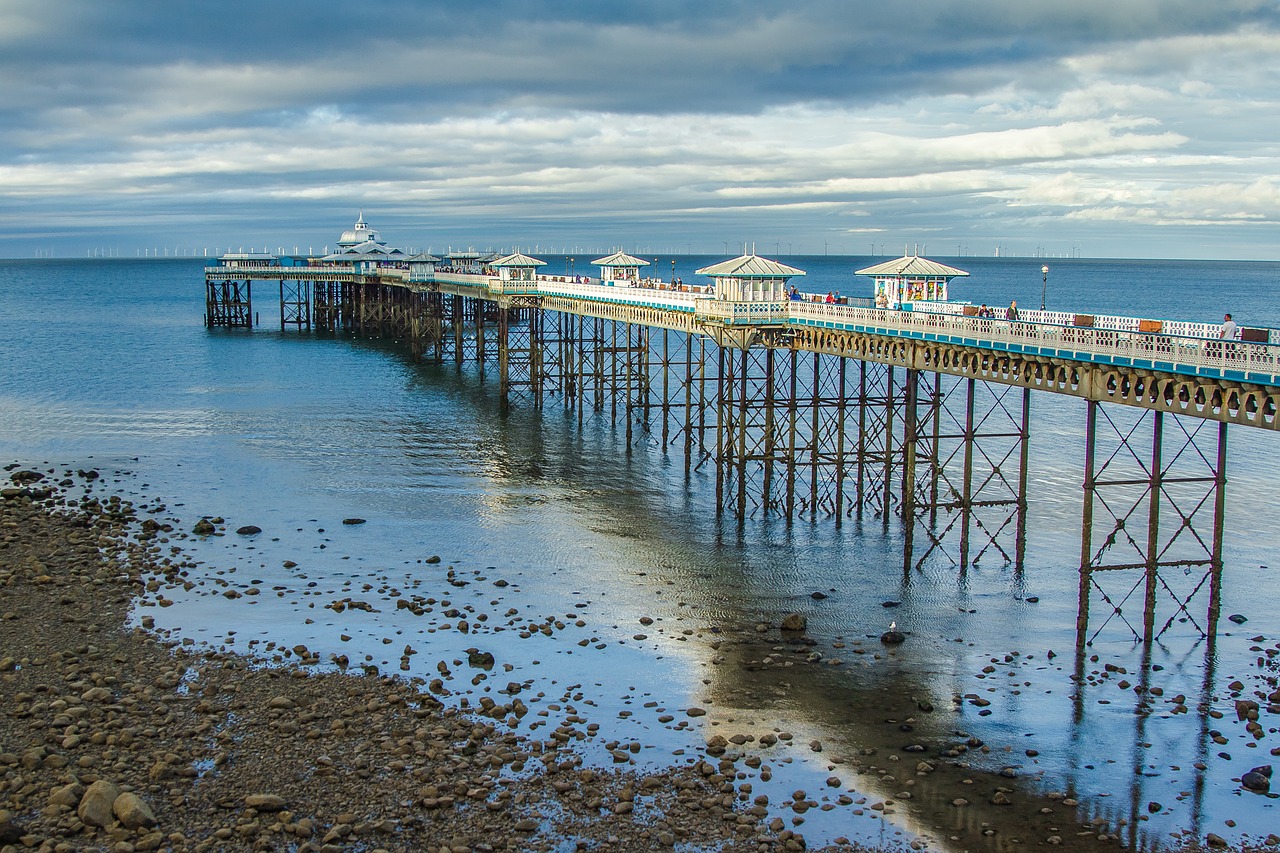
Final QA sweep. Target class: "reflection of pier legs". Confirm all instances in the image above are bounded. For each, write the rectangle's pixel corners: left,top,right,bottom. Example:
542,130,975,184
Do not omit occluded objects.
1077,402,1226,647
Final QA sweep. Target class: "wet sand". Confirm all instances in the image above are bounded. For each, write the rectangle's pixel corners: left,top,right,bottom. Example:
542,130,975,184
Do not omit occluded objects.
2,470,837,852
3,467,1278,852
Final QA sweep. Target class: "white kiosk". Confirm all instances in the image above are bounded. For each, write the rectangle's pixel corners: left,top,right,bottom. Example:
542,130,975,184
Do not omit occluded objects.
407,252,440,283
489,251,546,283
592,250,649,286
695,252,805,301
855,254,968,309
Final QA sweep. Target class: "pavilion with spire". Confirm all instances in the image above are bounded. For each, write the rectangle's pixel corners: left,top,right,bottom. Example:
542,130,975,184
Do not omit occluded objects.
318,213,409,271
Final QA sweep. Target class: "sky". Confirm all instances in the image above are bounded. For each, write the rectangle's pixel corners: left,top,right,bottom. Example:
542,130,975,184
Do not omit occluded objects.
2,0,1279,261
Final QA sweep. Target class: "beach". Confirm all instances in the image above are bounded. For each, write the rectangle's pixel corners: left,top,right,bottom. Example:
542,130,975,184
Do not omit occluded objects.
2,470,838,853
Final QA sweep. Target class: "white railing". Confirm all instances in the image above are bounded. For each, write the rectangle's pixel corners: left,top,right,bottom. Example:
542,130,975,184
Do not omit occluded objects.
788,303,1280,380
434,272,493,287
207,262,358,275
696,300,790,324
912,303,1227,341
537,280,701,311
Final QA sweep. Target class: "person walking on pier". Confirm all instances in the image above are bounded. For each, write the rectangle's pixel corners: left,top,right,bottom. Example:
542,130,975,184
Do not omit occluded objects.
1005,300,1018,321
1220,313,1238,339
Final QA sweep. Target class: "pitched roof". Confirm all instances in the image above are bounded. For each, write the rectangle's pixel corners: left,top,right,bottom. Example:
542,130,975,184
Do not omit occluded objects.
318,240,408,262
695,254,806,278
408,252,440,262
591,250,650,268
490,251,547,267
854,255,969,278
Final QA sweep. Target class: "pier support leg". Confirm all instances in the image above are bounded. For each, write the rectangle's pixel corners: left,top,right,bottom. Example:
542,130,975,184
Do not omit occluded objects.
498,306,511,413
903,374,1030,573
206,279,253,328
278,279,311,331
453,296,465,369
1077,402,1227,647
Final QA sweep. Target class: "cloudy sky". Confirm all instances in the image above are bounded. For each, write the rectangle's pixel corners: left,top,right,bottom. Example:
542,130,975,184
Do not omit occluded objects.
2,0,1279,260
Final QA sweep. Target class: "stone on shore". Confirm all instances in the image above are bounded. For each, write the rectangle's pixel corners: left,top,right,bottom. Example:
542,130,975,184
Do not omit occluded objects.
780,613,807,631
113,791,157,828
78,779,121,828
245,793,287,812
0,810,22,844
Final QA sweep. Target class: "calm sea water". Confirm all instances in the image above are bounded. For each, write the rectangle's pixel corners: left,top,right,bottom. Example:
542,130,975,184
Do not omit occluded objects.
2,255,1279,850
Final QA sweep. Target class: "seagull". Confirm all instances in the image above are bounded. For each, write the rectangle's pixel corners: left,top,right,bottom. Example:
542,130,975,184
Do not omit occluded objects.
881,620,906,645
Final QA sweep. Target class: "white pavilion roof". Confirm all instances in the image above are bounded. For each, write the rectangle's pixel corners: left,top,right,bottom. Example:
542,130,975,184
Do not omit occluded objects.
695,254,806,278
490,251,547,268
591,250,650,268
855,255,969,279
319,240,408,262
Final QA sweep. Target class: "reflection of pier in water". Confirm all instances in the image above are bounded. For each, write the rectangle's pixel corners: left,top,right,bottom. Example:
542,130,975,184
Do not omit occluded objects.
205,247,1279,847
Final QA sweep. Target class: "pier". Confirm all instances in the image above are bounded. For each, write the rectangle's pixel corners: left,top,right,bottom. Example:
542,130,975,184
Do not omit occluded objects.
204,223,1280,654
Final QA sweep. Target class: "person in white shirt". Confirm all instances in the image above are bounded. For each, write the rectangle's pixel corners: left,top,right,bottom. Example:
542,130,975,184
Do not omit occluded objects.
1220,313,1238,339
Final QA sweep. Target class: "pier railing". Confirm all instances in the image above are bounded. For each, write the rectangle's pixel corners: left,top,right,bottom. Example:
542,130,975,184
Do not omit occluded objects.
788,302,1280,383
911,302,1229,342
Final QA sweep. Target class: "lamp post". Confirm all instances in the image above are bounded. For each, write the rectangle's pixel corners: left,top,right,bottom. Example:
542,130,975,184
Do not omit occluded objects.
670,258,676,286
569,256,574,279
1041,265,1049,310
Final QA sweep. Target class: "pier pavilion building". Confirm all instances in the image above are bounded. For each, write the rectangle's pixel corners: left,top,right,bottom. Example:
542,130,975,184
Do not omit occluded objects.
490,251,546,284
856,254,969,309
592,250,650,286
695,252,805,301
319,213,409,272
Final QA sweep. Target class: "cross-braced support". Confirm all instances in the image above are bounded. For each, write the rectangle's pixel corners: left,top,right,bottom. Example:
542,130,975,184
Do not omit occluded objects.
903,376,1031,573
1077,402,1227,647
206,279,252,328
716,345,783,521
633,329,718,467
496,301,567,411
279,279,311,330
852,362,914,521
312,281,350,333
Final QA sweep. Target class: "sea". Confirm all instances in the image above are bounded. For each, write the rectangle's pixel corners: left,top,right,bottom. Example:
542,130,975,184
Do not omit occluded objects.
2,254,1279,851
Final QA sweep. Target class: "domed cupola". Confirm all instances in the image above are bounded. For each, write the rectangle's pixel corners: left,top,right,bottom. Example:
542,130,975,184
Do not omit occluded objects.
337,213,381,248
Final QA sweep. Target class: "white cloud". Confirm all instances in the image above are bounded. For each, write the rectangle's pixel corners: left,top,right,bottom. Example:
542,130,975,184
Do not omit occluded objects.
2,1,1280,257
